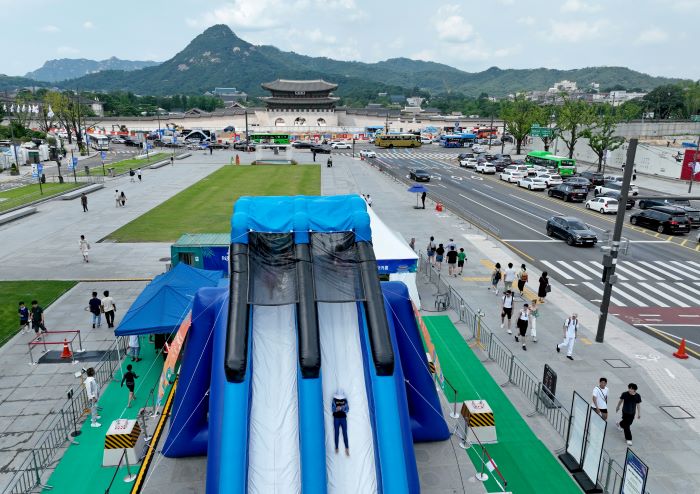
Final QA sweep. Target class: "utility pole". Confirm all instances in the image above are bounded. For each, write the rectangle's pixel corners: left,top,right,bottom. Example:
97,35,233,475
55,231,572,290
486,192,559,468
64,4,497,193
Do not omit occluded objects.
385,111,390,135
596,139,637,343
488,111,494,149
244,110,249,144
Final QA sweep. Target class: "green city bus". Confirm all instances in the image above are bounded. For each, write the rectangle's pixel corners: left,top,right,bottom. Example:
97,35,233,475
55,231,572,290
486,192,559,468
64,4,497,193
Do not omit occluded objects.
248,133,291,144
525,151,576,176
374,134,422,148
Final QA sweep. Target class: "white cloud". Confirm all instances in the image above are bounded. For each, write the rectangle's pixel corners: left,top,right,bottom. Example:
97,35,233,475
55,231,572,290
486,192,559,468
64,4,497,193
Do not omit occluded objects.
186,1,286,30
433,5,477,43
561,0,602,12
635,28,669,45
83,21,94,29
517,16,535,26
40,25,60,33
56,46,79,55
546,19,609,43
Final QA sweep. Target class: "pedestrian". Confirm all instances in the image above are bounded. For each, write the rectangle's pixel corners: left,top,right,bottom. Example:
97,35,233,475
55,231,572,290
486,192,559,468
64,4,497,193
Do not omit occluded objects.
209,146,213,155
427,236,437,267
435,243,445,271
332,391,350,456
115,189,121,208
121,364,139,408
89,291,102,328
312,150,317,162
515,303,529,350
30,300,47,338
556,313,578,360
500,290,515,333
446,238,456,252
85,367,101,428
592,377,609,421
615,383,642,446
409,237,416,252
120,191,127,207
457,248,466,275
129,334,141,362
446,245,458,277
170,155,174,166
129,168,135,182
366,194,372,207
516,263,528,297
79,235,90,263
18,301,30,334
421,191,427,209
137,168,142,182
503,262,516,292
327,156,333,167
529,299,539,342
538,271,550,304
490,263,502,294
80,192,88,212
102,290,116,329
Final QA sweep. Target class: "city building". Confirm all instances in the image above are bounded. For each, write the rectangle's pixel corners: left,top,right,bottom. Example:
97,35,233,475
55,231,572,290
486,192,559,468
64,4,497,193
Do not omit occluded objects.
211,87,248,104
258,79,340,127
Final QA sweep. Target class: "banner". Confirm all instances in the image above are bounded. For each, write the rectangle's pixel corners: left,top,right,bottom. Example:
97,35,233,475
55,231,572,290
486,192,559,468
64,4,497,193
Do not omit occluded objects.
413,302,444,391
566,392,590,465
157,313,192,406
679,148,700,180
620,449,649,494
582,410,607,483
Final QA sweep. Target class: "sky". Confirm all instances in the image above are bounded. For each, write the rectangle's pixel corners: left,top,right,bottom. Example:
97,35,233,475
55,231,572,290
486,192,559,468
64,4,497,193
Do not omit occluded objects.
1,0,699,80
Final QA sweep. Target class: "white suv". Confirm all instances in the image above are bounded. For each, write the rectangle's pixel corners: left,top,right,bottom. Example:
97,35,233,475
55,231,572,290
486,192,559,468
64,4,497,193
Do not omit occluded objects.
499,165,528,183
330,141,352,149
594,180,639,196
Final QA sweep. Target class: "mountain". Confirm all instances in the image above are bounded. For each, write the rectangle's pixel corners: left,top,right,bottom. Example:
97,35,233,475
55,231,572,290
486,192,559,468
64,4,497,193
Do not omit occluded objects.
49,25,684,97
0,75,50,91
25,57,159,83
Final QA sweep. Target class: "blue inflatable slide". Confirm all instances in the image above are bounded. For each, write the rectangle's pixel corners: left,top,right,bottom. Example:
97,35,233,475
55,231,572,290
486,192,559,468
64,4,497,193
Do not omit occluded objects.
163,195,449,493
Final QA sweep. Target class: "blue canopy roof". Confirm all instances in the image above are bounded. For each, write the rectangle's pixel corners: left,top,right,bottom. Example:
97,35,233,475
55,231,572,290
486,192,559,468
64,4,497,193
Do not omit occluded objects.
115,263,223,336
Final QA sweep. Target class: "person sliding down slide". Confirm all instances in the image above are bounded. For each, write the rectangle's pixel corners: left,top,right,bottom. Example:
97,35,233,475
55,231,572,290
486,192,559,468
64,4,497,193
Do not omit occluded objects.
332,392,350,456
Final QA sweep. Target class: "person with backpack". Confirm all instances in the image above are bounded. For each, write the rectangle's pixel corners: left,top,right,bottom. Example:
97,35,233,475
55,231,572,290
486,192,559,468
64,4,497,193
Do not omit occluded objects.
121,364,139,408
517,264,529,297
515,303,529,351
490,263,502,294
500,289,515,334
427,236,437,267
129,168,135,182
435,243,445,271
557,313,578,360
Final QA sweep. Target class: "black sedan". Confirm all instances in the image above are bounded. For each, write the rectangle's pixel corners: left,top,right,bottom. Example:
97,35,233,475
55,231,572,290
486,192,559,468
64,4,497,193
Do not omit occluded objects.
292,141,314,149
595,190,635,209
492,160,508,172
564,176,593,190
546,216,598,246
579,171,605,186
548,184,588,202
233,141,255,151
630,207,692,234
409,169,431,182
310,144,331,154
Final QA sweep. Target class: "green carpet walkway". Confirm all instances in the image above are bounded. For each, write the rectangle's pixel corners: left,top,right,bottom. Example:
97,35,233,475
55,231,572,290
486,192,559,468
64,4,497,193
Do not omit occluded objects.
46,340,173,494
424,315,581,494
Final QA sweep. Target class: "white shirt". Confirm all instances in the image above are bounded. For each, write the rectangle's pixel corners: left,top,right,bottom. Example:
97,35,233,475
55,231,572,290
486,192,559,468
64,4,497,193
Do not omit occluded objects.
502,294,514,309
593,386,608,409
85,376,99,400
79,239,89,252
102,296,115,312
129,335,139,348
446,241,456,251
565,318,578,337
504,268,516,282
518,309,529,321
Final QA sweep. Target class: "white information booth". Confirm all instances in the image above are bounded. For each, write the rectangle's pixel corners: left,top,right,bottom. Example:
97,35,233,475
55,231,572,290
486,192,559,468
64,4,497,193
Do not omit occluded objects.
103,419,146,467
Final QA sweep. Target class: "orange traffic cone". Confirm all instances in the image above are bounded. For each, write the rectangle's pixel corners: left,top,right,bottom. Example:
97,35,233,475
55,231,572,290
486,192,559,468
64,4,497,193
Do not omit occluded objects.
673,339,689,360
60,339,73,359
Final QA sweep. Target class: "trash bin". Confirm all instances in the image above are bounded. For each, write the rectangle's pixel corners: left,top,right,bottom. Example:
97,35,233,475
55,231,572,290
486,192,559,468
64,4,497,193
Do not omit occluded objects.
84,166,90,176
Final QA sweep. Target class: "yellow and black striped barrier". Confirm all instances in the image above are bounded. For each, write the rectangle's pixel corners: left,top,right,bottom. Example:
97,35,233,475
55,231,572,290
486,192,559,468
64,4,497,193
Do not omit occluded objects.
104,421,142,449
467,411,495,427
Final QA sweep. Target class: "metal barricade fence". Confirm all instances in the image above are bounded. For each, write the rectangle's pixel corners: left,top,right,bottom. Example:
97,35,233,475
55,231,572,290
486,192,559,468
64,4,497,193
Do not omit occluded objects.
1,337,128,494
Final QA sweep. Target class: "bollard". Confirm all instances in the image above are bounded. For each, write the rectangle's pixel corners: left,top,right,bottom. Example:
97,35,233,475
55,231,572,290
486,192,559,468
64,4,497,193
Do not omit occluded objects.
123,449,137,483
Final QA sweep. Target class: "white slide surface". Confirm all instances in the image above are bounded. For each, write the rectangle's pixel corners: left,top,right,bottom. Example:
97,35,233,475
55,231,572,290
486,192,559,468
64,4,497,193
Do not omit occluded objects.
318,302,377,494
248,305,301,494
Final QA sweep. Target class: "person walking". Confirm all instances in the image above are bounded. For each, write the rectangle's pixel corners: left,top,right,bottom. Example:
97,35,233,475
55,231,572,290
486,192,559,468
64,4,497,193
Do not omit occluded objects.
529,300,539,342
421,191,427,209
557,313,578,360
592,377,609,421
503,263,516,292
30,300,47,338
500,290,515,334
79,235,90,263
115,189,121,208
490,263,502,294
332,392,350,456
120,191,127,207
327,156,333,167
129,168,135,182
616,384,641,446
538,271,550,304
427,236,437,267
121,364,139,408
457,248,466,275
137,168,142,182
209,146,213,155
435,243,445,271
515,303,529,350
366,194,372,207
102,290,116,329
312,150,317,162
18,301,30,334
516,264,529,298
170,155,174,166
446,245,458,277
129,334,141,362
446,238,457,252
89,291,102,328
80,192,88,212
85,367,101,428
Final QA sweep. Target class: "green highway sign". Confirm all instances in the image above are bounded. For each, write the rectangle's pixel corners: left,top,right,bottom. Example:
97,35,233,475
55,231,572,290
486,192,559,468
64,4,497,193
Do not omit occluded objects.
691,115,700,122
530,125,555,138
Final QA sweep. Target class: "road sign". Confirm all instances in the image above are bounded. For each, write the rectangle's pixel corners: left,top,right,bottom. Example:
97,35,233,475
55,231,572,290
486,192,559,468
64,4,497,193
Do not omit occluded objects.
37,164,43,175
31,164,38,178
69,156,78,170
531,125,555,138
691,115,700,122
101,151,107,160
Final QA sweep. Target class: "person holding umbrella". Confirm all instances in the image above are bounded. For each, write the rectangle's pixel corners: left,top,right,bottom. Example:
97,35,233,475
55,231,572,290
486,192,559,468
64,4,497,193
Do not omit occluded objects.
421,191,427,209
407,184,429,209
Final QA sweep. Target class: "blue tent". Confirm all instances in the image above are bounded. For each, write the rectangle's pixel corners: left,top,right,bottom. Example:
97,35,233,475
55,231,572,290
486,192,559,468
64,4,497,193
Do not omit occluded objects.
115,263,223,336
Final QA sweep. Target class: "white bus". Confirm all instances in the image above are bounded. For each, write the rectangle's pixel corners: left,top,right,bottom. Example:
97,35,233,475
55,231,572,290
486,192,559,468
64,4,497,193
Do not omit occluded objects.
89,134,110,151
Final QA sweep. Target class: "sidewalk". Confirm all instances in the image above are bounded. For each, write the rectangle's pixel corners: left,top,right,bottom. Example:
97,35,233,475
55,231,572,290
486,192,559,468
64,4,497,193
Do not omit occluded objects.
323,153,700,493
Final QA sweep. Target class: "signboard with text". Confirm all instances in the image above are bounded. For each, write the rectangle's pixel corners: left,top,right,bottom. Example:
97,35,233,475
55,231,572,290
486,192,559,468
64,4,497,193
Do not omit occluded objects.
531,125,555,138
620,449,649,494
680,148,700,181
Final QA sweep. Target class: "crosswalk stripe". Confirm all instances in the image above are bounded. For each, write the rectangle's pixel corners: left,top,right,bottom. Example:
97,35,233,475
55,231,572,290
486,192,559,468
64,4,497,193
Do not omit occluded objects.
614,263,647,280
683,283,700,297
541,261,574,280
669,260,700,277
686,261,700,269
637,262,671,280
583,282,627,306
572,261,604,279
639,283,690,307
615,284,658,306
621,283,670,307
556,261,592,280
660,262,694,279
656,283,700,305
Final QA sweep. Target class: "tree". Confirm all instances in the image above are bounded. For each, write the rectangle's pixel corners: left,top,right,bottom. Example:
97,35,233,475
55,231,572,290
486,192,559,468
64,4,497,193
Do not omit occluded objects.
500,97,540,155
641,84,685,119
582,105,625,171
534,105,559,152
44,91,73,143
557,98,595,159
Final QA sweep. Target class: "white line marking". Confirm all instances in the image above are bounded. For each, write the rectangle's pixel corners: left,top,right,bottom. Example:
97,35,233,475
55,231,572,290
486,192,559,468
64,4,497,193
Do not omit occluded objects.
638,283,690,307
620,285,669,307
541,260,574,280
665,368,676,379
669,260,700,277
472,189,549,221
557,261,592,280
659,262,695,279
678,282,700,298
573,260,605,279
614,263,647,281
611,285,651,306
482,184,494,189
656,283,700,305
687,261,700,269
635,323,700,327
637,261,672,280
583,281,627,306
501,239,560,242
679,314,700,318
639,313,662,316
457,193,550,238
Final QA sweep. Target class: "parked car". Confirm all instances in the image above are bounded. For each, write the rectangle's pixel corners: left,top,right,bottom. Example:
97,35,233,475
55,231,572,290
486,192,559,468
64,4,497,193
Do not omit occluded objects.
330,141,352,149
460,158,478,168
546,216,598,246
594,180,639,197
476,162,496,174
359,150,377,158
548,183,588,202
595,190,635,209
499,164,529,183
110,136,125,144
123,138,140,147
310,144,331,154
518,176,547,190
420,137,432,144
501,154,512,164
673,205,700,228
233,141,255,151
630,206,692,234
292,141,314,149
484,154,497,162
586,197,619,214
457,153,475,161
638,197,689,209
472,144,486,153
535,172,563,187
492,160,508,172
409,169,431,182
564,176,593,190
579,171,605,186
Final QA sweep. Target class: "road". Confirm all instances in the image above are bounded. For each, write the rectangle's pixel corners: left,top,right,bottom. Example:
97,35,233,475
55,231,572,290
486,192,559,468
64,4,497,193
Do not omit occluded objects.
342,143,700,356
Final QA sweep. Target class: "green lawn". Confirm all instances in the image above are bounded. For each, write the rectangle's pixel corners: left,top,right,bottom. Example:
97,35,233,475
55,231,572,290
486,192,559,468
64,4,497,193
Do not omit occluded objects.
77,152,170,177
107,165,321,242
0,182,82,212
0,281,77,346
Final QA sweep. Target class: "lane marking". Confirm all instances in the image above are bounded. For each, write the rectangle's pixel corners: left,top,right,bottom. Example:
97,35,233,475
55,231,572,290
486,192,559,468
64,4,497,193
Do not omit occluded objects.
613,263,647,281
639,313,662,316
639,325,700,358
638,282,690,308
559,262,593,280
500,239,559,242
656,283,700,305
669,260,700,277
611,284,650,306
572,260,610,279
458,193,550,238
582,281,627,306
471,189,550,222
665,368,676,379
619,284,669,307
679,314,700,318
541,260,575,280
658,262,695,279
636,261,669,281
